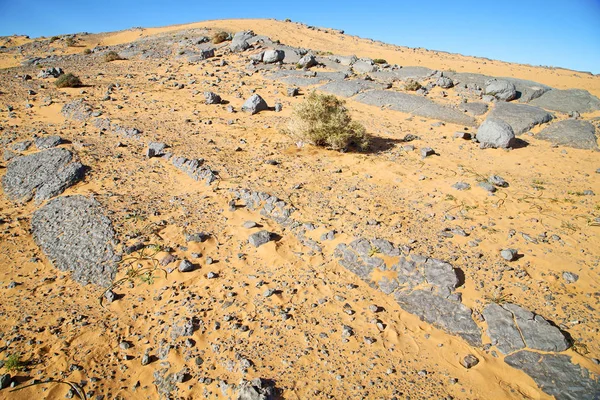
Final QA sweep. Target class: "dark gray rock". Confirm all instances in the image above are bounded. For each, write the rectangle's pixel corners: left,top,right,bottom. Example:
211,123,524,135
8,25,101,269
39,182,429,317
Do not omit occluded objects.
488,102,553,134
146,142,167,158
437,76,454,89
0,374,11,389
287,87,299,97
354,90,476,126
318,80,387,97
476,118,516,149
505,351,600,400
1,148,85,203
329,54,358,66
489,175,508,187
61,99,92,121
31,195,118,287
503,303,570,352
530,89,600,113
395,290,481,346
242,94,269,115
34,135,62,149
37,67,63,78
230,31,255,52
483,303,526,354
11,140,32,152
178,259,194,272
536,120,597,149
484,79,517,101
249,230,272,247
263,49,285,64
204,91,222,105
460,102,488,116
236,378,277,400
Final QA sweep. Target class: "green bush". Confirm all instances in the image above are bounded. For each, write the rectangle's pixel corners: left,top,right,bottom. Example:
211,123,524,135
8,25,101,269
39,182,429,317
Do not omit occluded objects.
104,51,122,62
4,353,23,372
211,31,229,44
49,36,60,43
373,58,387,64
286,92,369,151
404,79,422,91
65,37,76,47
55,73,82,88
83,48,92,55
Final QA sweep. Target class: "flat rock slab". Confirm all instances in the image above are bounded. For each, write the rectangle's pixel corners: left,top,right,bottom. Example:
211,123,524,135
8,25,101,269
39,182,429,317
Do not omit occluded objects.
447,72,551,102
459,102,489,116
505,351,600,400
280,76,330,87
536,119,598,149
31,195,119,287
318,80,387,97
1,148,85,203
395,290,482,346
354,90,476,126
488,102,553,134
61,99,93,121
530,89,600,113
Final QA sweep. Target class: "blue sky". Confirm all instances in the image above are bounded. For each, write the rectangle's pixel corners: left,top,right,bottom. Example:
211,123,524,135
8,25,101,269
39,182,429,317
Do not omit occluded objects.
1,0,599,73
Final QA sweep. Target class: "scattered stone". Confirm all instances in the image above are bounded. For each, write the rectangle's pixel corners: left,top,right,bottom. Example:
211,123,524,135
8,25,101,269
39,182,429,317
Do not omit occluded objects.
242,94,269,115
420,147,435,158
230,31,255,52
562,271,579,284
178,260,194,272
452,182,470,191
436,76,454,89
297,54,317,68
500,248,517,261
460,354,479,369
31,195,118,287
484,79,517,101
478,181,496,193
274,102,283,112
146,142,167,158
488,175,508,187
0,374,11,389
204,91,222,105
248,230,272,247
287,87,299,97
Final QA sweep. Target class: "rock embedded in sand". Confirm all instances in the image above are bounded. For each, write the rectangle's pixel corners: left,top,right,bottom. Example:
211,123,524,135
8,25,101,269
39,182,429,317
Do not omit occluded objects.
1,147,85,203
262,49,284,63
178,259,194,272
34,135,62,149
476,117,516,149
297,53,317,68
248,230,272,247
230,30,255,52
460,354,479,369
500,248,518,261
536,119,598,149
484,79,517,101
31,195,119,287
204,91,222,105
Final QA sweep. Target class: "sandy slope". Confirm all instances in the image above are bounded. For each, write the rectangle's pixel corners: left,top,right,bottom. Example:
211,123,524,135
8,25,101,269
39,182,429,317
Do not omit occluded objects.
0,19,599,400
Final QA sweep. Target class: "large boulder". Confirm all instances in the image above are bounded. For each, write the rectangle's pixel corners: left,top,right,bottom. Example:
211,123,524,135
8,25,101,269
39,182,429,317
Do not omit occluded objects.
242,94,269,115
31,195,119,287
230,31,255,52
352,60,377,74
530,88,600,113
488,102,553,134
262,49,284,64
1,148,85,203
476,118,516,149
297,54,317,68
484,79,518,101
536,119,598,149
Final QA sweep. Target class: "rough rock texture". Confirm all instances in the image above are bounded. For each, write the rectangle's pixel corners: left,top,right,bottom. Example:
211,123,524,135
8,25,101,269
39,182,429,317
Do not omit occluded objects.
171,156,217,184
536,120,598,149
242,94,269,115
1,148,85,203
484,79,518,101
395,290,482,346
530,89,600,113
34,135,62,149
230,31,255,52
297,54,317,68
460,102,488,116
61,99,92,121
318,80,387,97
236,378,278,400
31,195,119,287
437,76,454,89
354,90,476,126
476,118,516,148
488,102,553,134
505,351,600,400
248,230,272,247
352,60,377,74
483,303,569,353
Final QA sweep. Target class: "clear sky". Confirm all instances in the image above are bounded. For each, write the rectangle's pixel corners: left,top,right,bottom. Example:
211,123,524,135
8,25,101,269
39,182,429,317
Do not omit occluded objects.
1,0,599,73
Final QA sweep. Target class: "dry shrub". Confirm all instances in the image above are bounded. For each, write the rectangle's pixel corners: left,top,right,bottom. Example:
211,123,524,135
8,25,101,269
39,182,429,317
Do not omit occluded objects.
55,73,82,88
104,51,122,62
211,31,229,44
287,91,369,151
404,79,422,91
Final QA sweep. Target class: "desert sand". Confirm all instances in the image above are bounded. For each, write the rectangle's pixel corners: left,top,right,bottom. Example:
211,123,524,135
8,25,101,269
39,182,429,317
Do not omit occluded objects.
0,18,599,400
